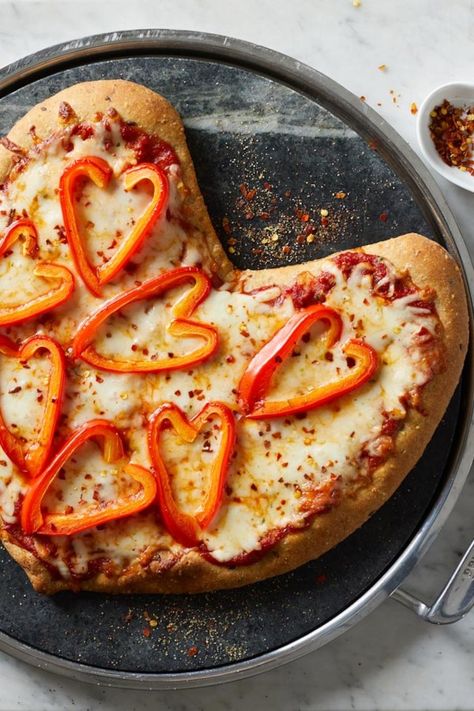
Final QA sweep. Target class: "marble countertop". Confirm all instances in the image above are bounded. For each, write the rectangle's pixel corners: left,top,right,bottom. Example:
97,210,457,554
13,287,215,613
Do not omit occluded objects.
0,0,473,709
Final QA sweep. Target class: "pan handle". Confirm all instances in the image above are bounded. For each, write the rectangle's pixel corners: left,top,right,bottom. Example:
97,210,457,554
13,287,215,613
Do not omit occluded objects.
391,538,474,624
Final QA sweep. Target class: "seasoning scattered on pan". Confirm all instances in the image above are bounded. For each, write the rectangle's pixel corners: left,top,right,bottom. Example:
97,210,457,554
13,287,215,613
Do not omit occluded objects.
222,178,356,267
429,99,474,176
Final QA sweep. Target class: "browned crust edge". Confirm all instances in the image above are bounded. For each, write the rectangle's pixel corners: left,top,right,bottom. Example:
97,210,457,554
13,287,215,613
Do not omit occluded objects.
0,81,469,595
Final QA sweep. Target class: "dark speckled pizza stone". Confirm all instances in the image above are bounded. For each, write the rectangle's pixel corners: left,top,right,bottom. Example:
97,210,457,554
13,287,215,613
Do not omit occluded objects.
0,55,461,674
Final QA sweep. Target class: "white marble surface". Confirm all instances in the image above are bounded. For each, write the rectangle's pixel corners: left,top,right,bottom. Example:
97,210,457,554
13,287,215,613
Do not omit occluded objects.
0,0,473,708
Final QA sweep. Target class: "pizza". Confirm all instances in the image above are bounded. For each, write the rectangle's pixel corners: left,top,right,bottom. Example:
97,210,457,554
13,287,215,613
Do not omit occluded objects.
0,80,468,594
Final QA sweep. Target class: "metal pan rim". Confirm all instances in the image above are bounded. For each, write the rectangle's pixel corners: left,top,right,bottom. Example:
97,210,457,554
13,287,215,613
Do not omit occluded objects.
0,29,473,689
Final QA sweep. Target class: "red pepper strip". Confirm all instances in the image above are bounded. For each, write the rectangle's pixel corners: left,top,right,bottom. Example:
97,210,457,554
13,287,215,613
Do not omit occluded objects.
0,262,74,327
0,218,38,258
59,157,169,296
148,402,236,547
239,305,342,415
238,304,378,419
0,220,74,326
0,335,66,476
21,419,157,536
71,266,218,373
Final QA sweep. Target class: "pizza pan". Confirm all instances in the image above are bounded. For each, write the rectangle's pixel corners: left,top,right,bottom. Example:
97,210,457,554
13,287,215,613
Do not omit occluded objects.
0,30,472,689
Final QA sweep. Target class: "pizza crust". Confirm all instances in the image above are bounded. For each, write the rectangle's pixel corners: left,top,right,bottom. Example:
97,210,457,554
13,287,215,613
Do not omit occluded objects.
0,81,469,594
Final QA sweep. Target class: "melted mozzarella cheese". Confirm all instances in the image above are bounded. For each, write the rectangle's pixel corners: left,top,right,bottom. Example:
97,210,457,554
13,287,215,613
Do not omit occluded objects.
0,355,50,443
63,366,143,430
0,470,25,523
0,118,443,574
0,242,55,303
42,440,141,512
159,416,224,514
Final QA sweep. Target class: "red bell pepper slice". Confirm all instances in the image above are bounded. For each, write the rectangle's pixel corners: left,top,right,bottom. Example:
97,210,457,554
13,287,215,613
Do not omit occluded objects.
148,401,236,547
21,419,157,535
0,217,38,258
238,304,378,419
59,156,169,296
71,266,218,373
0,219,74,326
0,335,66,476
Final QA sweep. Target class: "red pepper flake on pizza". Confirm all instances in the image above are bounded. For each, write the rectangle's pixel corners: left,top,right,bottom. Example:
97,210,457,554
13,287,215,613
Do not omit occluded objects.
0,81,468,594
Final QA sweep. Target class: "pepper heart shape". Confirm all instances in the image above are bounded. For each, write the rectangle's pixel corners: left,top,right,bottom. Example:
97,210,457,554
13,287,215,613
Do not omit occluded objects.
148,401,236,547
71,266,219,373
0,219,75,326
238,304,378,419
21,419,157,535
0,334,66,476
59,156,169,296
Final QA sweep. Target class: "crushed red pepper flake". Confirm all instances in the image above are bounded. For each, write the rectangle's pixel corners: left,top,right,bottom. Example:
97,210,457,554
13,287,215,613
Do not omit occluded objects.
379,211,389,223
239,183,249,198
239,183,257,202
187,645,199,657
0,137,26,156
429,99,474,176
222,216,232,235
123,607,135,624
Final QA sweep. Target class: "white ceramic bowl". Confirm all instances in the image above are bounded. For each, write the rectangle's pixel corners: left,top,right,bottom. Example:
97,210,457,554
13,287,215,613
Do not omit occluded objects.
417,82,474,192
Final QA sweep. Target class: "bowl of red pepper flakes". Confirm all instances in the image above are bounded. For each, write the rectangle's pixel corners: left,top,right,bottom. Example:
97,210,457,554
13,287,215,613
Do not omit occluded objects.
417,82,474,192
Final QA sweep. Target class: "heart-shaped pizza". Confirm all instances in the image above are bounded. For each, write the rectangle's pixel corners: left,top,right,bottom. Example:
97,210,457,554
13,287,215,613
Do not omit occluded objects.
0,80,467,594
